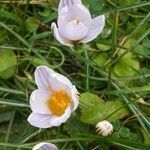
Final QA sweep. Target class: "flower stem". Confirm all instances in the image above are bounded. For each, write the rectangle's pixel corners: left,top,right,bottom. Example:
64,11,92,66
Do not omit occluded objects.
85,50,90,91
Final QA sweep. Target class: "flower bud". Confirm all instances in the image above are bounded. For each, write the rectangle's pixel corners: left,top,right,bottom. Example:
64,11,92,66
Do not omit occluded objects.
96,120,113,136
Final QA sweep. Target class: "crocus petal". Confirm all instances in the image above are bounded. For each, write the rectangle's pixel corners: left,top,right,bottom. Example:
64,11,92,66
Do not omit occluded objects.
48,71,79,111
49,106,72,126
32,142,57,150
81,15,105,43
35,65,54,90
35,66,80,109
30,89,51,114
42,66,79,111
35,66,73,91
58,0,82,13
58,4,91,29
28,113,52,128
35,65,72,90
51,23,72,46
59,20,88,41
71,85,79,111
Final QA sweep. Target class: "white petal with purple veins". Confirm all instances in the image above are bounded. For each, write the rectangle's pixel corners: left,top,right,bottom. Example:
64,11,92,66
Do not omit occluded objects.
61,4,91,28
51,23,71,46
58,0,82,12
49,106,72,126
28,113,52,128
30,89,51,114
71,85,79,111
81,15,105,43
36,66,72,90
59,20,89,41
34,65,54,90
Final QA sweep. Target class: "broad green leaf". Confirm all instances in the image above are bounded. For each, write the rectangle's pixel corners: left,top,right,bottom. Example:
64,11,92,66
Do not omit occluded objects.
93,52,109,68
0,50,17,79
80,92,129,125
114,52,139,77
25,17,39,33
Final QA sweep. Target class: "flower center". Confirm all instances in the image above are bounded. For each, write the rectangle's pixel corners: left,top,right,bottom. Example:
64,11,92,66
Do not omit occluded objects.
75,19,80,25
47,90,71,116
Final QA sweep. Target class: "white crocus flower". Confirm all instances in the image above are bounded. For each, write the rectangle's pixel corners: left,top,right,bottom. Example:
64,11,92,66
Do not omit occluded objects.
51,0,105,46
27,66,79,128
32,142,57,150
96,120,113,136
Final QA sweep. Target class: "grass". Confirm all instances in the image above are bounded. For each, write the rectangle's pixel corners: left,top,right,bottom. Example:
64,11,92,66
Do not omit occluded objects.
0,0,150,149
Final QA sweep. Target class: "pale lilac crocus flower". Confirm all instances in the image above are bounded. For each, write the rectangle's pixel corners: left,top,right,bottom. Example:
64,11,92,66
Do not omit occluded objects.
32,142,57,150
27,66,79,128
51,0,105,46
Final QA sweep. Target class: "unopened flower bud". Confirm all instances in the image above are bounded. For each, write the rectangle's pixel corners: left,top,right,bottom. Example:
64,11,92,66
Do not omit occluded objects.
96,120,113,136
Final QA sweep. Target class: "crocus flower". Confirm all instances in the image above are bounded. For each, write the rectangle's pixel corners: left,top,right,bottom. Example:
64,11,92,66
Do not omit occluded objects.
96,120,113,136
32,142,57,150
27,66,79,128
51,0,105,46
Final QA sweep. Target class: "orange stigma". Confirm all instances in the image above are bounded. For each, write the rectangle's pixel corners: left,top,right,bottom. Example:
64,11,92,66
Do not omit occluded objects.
47,90,71,116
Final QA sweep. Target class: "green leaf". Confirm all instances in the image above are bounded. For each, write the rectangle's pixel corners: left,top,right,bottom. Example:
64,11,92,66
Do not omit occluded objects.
80,92,129,125
133,44,150,58
114,53,140,77
119,127,131,138
25,17,39,33
97,43,111,51
0,50,17,79
113,120,122,131
83,0,104,14
93,52,109,68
